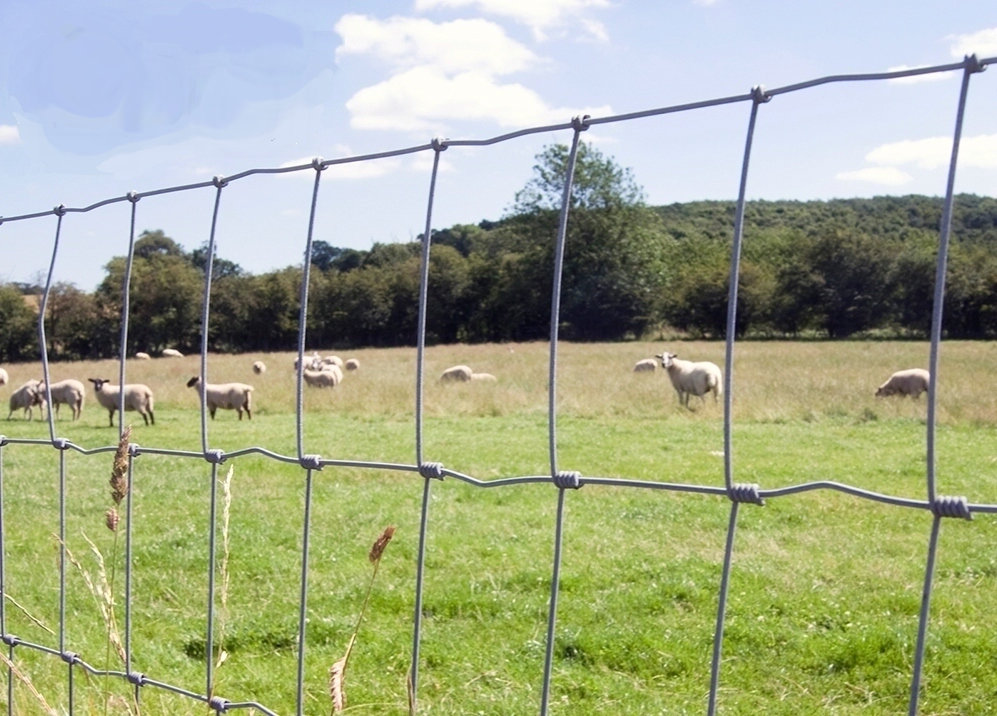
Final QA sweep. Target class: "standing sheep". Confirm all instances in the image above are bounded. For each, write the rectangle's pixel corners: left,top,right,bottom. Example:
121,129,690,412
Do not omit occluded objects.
876,368,930,398
656,352,723,408
88,378,155,426
252,360,267,375
8,379,45,420
344,358,360,371
440,365,473,383
302,366,342,388
0,367,8,386
633,358,657,373
186,376,253,420
39,379,86,421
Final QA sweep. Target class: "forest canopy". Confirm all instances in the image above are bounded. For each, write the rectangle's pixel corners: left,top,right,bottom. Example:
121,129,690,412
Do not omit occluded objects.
3,143,997,362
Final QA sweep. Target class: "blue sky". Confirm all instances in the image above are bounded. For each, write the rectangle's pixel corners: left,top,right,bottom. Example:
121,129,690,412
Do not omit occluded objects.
1,0,996,291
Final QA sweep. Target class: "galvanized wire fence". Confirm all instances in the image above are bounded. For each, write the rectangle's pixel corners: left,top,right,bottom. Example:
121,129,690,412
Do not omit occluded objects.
1,54,996,714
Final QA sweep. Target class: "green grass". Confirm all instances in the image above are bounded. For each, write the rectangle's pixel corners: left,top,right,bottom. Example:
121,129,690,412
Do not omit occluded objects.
0,341,996,714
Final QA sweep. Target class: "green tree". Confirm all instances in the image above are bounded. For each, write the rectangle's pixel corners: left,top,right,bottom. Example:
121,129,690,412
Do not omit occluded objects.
506,142,670,341
0,285,39,362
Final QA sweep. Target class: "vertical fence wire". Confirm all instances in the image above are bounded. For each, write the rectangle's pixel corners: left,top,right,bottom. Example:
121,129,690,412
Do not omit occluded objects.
410,137,447,708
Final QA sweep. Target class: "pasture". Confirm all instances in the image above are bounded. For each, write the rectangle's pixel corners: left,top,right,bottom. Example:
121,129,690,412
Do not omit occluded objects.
1,340,996,714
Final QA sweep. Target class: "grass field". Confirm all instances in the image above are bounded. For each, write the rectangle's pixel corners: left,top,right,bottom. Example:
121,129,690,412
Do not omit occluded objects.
1,340,996,715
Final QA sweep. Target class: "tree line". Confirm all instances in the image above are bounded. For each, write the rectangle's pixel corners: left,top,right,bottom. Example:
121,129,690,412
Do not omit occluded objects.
2,143,997,363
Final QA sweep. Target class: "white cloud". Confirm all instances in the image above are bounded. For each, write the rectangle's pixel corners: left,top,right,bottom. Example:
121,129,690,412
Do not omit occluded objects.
414,0,610,41
345,66,610,133
836,167,912,186
279,154,403,179
948,27,997,58
335,14,539,74
0,125,20,145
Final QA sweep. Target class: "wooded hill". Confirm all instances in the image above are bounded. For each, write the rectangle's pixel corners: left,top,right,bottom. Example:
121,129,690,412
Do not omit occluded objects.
2,193,996,363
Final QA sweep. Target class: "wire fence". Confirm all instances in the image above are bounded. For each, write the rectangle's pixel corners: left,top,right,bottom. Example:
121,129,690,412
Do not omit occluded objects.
1,54,996,714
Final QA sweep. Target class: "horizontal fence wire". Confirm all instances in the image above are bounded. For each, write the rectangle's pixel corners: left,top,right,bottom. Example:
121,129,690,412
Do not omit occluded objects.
0,54,995,714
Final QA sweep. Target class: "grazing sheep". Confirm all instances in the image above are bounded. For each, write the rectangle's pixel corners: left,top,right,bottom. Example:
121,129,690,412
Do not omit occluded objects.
656,352,723,408
8,379,45,420
186,376,253,420
470,372,497,382
876,368,930,398
38,379,86,421
302,366,342,388
633,358,657,373
345,358,360,371
294,352,325,371
0,367,8,386
88,378,155,427
323,355,344,369
162,348,183,358
252,360,267,375
440,365,473,383
135,352,151,360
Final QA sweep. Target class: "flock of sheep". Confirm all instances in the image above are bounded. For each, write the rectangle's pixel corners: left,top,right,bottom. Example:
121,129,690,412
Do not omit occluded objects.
0,348,930,424
1,350,364,425
635,352,930,408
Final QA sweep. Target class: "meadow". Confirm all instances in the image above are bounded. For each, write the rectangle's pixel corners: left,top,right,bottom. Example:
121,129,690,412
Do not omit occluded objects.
1,340,997,715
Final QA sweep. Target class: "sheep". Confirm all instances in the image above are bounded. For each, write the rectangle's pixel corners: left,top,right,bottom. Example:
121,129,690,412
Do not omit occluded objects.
252,360,267,375
0,367,8,386
323,355,344,369
470,372,497,382
38,379,85,421
162,348,183,358
302,366,342,388
8,379,45,420
440,365,473,383
633,358,657,373
186,376,253,420
345,358,360,371
88,378,155,427
134,352,151,360
656,352,723,408
294,352,325,371
876,368,930,398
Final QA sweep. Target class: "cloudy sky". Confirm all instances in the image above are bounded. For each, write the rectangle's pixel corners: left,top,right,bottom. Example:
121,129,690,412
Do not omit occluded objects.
1,0,996,290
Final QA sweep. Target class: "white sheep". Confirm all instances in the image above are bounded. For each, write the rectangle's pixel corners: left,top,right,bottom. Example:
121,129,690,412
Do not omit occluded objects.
323,355,344,369
252,360,267,375
440,365,473,382
345,358,360,371
38,379,86,421
633,358,657,373
134,352,151,360
186,376,253,420
876,368,930,398
8,379,45,421
656,352,723,408
162,348,183,358
0,367,8,386
88,378,155,427
470,372,497,382
294,352,325,371
302,366,342,388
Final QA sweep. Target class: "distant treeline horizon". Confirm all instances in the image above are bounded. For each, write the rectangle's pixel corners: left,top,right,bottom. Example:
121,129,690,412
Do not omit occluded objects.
2,191,996,363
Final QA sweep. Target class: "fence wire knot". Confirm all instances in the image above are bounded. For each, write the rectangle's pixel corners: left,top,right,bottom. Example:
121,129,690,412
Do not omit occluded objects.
964,53,985,74
204,449,226,465
432,136,449,152
554,470,582,490
571,114,591,132
0,435,8,447
931,495,972,520
60,651,79,665
127,191,140,203
128,442,141,458
127,671,146,686
1,634,19,647
51,438,69,451
212,175,229,188
209,696,230,712
311,156,325,172
300,454,323,471
728,483,764,505
419,462,445,480
752,85,772,104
